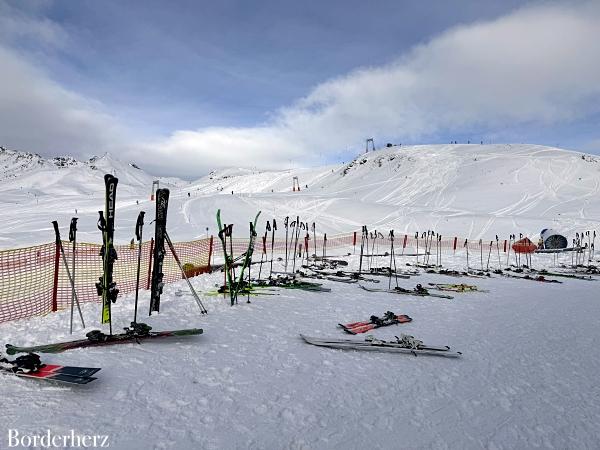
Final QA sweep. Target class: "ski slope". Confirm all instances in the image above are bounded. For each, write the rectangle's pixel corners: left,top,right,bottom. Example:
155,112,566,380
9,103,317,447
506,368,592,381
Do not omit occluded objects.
0,144,598,249
0,143,599,449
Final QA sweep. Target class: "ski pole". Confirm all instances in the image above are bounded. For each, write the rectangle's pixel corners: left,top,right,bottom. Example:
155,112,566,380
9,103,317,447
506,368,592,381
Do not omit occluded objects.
370,231,376,270
68,217,79,334
425,230,432,265
258,221,269,282
517,233,523,268
133,211,145,324
165,231,208,314
496,235,501,270
284,216,290,272
486,241,492,272
312,222,317,258
304,231,310,266
358,226,367,274
292,218,302,273
415,232,419,264
52,221,85,332
464,239,469,273
479,239,483,271
269,219,276,278
388,230,398,289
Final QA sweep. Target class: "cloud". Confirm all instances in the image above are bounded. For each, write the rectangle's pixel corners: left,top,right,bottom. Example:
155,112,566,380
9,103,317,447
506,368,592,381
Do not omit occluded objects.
144,1,600,175
1,1,599,177
0,43,127,155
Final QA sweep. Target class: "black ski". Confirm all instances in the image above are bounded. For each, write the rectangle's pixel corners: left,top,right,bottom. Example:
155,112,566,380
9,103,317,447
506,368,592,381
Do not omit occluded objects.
149,188,169,314
95,174,119,333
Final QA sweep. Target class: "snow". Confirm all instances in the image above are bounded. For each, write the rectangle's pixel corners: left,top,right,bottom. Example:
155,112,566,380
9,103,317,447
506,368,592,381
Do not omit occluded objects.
0,144,599,449
1,144,599,248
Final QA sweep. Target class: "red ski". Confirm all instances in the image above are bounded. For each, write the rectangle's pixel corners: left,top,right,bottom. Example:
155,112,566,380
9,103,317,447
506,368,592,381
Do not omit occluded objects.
339,312,412,334
1,354,100,385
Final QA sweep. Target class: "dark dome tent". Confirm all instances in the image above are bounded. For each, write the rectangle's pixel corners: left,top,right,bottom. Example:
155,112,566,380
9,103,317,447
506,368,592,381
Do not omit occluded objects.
540,229,568,249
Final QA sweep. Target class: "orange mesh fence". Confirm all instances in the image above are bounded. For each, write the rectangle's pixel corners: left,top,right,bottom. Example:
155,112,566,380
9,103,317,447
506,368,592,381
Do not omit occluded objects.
1,237,213,324
0,243,57,323
0,229,525,324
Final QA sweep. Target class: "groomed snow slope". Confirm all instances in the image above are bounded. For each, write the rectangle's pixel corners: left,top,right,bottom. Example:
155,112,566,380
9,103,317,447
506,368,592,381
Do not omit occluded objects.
1,144,598,249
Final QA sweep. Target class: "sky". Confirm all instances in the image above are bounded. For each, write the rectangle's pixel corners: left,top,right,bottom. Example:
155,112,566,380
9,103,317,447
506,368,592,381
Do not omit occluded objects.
0,0,599,178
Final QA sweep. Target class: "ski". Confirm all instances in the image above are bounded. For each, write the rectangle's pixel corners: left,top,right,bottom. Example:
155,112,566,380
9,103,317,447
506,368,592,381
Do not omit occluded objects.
301,334,462,357
149,188,169,314
299,271,358,284
522,269,593,281
96,174,119,332
427,283,488,293
304,269,382,283
496,272,562,283
231,211,261,304
422,268,490,279
338,311,412,334
0,354,100,385
6,327,202,355
256,278,331,292
359,284,454,299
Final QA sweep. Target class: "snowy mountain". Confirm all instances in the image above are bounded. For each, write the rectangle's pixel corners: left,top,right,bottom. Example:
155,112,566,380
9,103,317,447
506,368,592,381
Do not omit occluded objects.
0,143,598,248
184,143,600,239
0,147,186,194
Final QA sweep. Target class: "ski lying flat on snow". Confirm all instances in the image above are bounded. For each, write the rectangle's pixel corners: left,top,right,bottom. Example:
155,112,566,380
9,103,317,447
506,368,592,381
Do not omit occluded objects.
0,364,100,385
427,283,489,293
497,272,562,283
359,285,454,299
338,312,412,334
5,328,203,355
300,335,462,357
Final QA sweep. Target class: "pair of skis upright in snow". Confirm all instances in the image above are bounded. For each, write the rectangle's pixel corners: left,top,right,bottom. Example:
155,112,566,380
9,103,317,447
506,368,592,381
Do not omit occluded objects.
216,209,261,305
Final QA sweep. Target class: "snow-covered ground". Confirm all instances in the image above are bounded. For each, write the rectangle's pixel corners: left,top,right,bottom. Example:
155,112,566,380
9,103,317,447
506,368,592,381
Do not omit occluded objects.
0,144,599,449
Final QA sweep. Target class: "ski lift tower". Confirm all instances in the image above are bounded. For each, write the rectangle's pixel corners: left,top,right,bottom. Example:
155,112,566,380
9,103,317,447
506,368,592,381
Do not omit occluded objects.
151,180,160,201
292,176,300,192
365,138,375,153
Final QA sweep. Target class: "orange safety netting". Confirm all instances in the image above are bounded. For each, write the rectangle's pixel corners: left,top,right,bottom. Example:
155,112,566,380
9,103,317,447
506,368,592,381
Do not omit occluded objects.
1,230,516,323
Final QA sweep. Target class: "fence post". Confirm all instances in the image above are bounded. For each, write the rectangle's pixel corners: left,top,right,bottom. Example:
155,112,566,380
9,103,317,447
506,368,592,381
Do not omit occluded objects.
453,237,458,253
207,236,214,272
353,231,357,253
503,239,507,252
146,238,154,290
51,241,60,312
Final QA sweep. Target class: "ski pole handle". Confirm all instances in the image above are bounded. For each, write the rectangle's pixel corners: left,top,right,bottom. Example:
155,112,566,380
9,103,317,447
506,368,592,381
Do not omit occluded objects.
69,217,78,242
51,220,61,244
135,211,145,241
